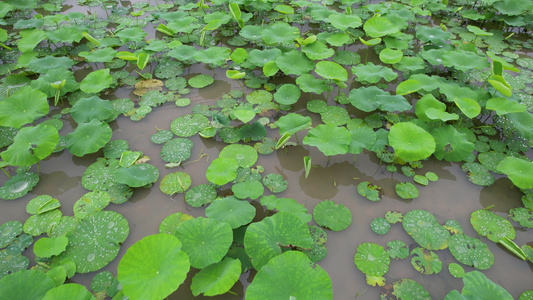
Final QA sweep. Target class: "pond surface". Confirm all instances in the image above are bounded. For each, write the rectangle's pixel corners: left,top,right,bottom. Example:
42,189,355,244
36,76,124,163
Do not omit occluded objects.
1,0,533,298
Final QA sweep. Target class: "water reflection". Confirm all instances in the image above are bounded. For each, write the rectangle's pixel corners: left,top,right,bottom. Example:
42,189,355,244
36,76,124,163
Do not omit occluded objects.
479,177,524,212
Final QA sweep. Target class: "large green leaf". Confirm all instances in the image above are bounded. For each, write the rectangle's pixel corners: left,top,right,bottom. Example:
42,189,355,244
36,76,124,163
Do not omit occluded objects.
0,270,55,299
160,138,193,163
42,283,95,300
381,279,431,299
470,209,515,242
80,69,113,94
315,61,347,82
175,217,233,269
497,157,533,189
205,196,256,228
431,125,474,162
0,86,48,128
444,271,513,300
329,13,362,31
191,257,241,296
313,200,352,231
244,212,313,270
352,63,398,84
193,47,231,67
363,16,399,38
114,163,159,188
448,233,494,270
246,251,332,300
117,234,189,300
261,22,300,45
206,157,238,185
275,113,312,136
54,211,129,273
1,123,58,166
353,242,390,276
70,96,114,123
402,210,450,250
303,124,351,157
388,122,435,162
273,84,301,105
66,120,112,157
170,114,210,137
275,50,314,76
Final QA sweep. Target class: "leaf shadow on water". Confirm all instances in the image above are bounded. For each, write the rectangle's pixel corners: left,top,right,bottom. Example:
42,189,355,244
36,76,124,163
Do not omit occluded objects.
479,177,524,213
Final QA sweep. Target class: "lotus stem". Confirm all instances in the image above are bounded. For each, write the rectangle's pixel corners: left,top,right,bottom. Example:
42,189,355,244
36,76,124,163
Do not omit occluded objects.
1,167,11,178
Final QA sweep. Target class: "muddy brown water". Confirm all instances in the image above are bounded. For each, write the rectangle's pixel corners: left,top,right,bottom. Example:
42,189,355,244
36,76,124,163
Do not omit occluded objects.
1,1,533,299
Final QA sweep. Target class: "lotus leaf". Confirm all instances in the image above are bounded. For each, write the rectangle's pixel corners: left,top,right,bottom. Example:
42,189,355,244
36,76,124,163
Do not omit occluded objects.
402,210,450,250
385,211,403,224
389,122,435,162
115,27,146,43
239,25,262,40
371,217,390,235
313,200,352,231
232,180,264,200
301,41,334,60
262,173,288,193
470,209,515,242
42,283,95,300
0,270,55,299
219,144,258,168
314,61,348,82
18,29,47,53
363,15,399,38
386,240,409,260
452,98,481,119
118,151,142,168
66,120,112,157
444,271,512,299
27,56,75,73
348,86,388,112
154,59,184,79
461,162,495,186
175,217,232,269
80,69,113,94
0,221,22,248
73,191,110,219
396,79,423,96
70,96,114,124
379,48,403,64
160,138,193,163
0,249,29,279
357,181,383,202
328,13,362,31
307,99,328,113
188,74,214,89
0,86,48,128
448,263,466,278
114,163,159,188
352,62,398,84
486,97,527,115
411,247,442,275
54,210,128,273
448,232,495,270
320,106,350,126
354,242,390,276
206,196,256,228
244,211,313,270
509,208,533,228
2,123,58,167
443,220,464,234
159,213,194,235
0,171,40,200
414,175,429,186
182,184,216,207
395,182,419,199
375,94,412,112
117,234,189,300
193,47,231,67
82,158,121,191
442,50,489,72
496,157,533,189
431,125,474,162
273,84,301,106
232,108,256,123
275,113,312,136
261,22,300,45
295,74,329,94
380,279,430,300
160,172,191,195
191,257,241,297
303,124,351,157
79,47,117,63
275,50,314,76
246,90,273,105
33,236,68,258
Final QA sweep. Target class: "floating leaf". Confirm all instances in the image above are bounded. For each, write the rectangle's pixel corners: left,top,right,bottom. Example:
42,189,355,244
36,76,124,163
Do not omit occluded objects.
0,221,22,248
380,279,430,299
402,210,450,250
444,271,512,299
159,172,192,195
486,97,526,115
54,211,129,273
244,212,313,270
329,13,362,31
461,163,495,186
352,62,398,84
185,184,217,207
363,16,399,38
354,242,390,276
70,96,114,123
509,207,533,228
1,123,58,166
232,180,264,200
431,125,474,162
0,270,55,299
496,157,533,189
313,200,352,231
205,196,256,228
303,124,351,157
80,69,113,94
262,173,288,193
23,209,62,236
0,172,40,200
42,283,95,300
66,120,112,157
295,74,329,94
73,191,111,219
371,218,390,235
389,122,435,162
33,236,68,258
159,213,194,236
273,84,301,106
448,263,465,278
411,247,442,275
395,182,419,200
261,22,299,45
175,217,233,269
357,181,383,202
114,163,159,188
0,86,48,128
448,233,494,270
386,240,409,260
117,234,189,300
161,138,194,164
188,74,214,89
315,61,347,82
219,144,258,168
470,209,515,242
275,113,312,136
191,257,241,296
275,50,314,76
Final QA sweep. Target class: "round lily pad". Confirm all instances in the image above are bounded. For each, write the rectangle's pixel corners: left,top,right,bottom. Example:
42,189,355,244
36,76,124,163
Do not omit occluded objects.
232,180,264,200
1,123,58,166
54,210,129,273
425,172,438,181
170,114,210,137
73,191,111,219
380,279,430,300
354,242,390,276
510,207,533,228
0,248,29,279
114,163,159,188
66,120,112,157
470,209,515,242
23,209,62,236
262,173,288,193
159,213,194,236
386,240,409,260
219,144,258,168
497,157,533,189
103,140,129,159
303,123,351,157
42,283,95,300
33,236,68,258
159,172,191,195
117,234,189,300
371,217,390,235
161,138,193,163
461,162,495,186
385,211,403,224
26,195,60,215
0,270,55,299
188,74,214,89
448,233,494,270
175,217,233,269
0,221,23,248
246,251,332,300
313,200,352,231
413,175,429,186
273,84,301,105
191,257,241,297
206,157,238,186
0,172,40,200
448,263,465,278
402,210,450,250
444,219,464,234
306,99,328,113
395,182,419,200
388,122,435,162
205,196,256,229
185,184,217,207
150,130,173,144
357,181,383,202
